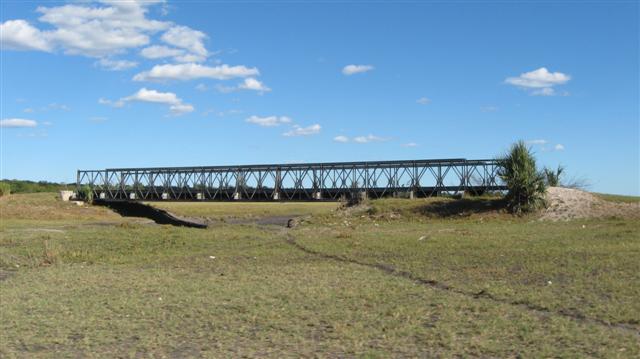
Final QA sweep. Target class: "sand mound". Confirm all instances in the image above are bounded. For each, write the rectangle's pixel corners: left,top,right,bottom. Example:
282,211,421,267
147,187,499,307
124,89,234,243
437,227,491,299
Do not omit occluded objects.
540,187,640,221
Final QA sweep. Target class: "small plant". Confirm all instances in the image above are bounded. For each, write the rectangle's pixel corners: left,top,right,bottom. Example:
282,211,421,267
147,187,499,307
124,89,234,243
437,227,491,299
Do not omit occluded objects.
80,185,94,204
543,165,565,187
0,182,11,197
497,141,547,214
41,239,60,266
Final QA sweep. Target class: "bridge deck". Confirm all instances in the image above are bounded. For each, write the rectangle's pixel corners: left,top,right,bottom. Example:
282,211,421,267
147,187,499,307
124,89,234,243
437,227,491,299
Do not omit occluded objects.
77,158,506,201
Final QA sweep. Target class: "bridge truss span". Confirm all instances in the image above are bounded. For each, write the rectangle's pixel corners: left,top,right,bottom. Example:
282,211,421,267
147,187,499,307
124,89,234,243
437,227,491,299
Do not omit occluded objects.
77,158,505,201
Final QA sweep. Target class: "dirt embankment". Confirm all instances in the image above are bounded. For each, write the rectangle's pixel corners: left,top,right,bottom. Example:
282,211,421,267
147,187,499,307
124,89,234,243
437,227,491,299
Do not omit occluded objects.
540,187,640,221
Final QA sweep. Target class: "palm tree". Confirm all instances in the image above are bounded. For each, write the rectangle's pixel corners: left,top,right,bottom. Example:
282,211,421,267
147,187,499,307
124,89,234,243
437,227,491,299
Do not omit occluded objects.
543,165,565,187
497,141,547,214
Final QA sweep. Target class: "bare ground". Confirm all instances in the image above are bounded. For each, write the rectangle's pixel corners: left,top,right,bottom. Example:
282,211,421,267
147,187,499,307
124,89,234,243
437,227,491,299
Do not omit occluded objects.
541,187,640,221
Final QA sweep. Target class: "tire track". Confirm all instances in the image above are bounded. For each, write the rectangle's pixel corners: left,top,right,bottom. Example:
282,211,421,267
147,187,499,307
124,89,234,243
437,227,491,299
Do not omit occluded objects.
284,232,640,337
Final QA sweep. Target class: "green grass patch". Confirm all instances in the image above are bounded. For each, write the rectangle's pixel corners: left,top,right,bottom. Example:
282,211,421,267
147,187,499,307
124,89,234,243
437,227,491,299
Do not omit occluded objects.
1,194,639,357
595,192,640,203
296,217,640,325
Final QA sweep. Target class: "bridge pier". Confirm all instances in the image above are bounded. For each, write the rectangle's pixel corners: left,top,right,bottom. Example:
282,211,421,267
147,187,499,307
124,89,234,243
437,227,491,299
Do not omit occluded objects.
233,192,242,200
313,191,322,200
273,192,280,200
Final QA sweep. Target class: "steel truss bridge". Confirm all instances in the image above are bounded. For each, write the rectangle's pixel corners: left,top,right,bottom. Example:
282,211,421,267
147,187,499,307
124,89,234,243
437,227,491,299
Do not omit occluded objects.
76,158,505,202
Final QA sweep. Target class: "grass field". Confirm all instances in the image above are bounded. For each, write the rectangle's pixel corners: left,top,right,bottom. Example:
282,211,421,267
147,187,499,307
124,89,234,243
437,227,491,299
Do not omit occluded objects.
149,200,337,220
594,193,640,203
1,193,639,357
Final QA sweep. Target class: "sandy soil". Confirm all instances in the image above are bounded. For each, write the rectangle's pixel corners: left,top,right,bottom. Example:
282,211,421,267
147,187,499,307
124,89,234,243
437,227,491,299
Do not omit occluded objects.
540,187,640,221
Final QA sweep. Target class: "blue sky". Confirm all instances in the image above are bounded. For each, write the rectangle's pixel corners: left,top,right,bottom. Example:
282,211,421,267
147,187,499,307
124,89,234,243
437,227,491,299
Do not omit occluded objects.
1,0,638,195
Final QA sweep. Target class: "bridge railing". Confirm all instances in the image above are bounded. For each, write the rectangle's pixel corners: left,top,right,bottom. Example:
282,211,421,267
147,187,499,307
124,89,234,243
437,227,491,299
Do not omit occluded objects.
77,159,505,201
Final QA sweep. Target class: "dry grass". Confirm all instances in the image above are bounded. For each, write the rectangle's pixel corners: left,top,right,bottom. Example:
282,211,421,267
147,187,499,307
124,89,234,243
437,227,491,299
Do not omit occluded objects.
0,192,121,222
148,200,338,220
1,192,639,357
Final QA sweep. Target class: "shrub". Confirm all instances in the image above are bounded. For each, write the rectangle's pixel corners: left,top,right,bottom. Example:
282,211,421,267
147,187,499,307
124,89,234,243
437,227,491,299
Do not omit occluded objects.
0,182,10,197
0,180,67,194
80,185,94,204
497,141,547,214
543,165,565,187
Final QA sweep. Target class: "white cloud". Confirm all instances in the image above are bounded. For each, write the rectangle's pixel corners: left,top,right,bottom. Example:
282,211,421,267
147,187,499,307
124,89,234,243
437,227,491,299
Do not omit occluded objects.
1,118,37,128
531,87,556,96
238,78,271,93
169,103,194,115
416,97,431,105
333,134,391,143
96,58,138,71
506,67,570,88
215,78,271,94
122,88,182,105
0,2,212,65
526,139,564,151
505,67,570,96
23,108,35,113
160,25,208,62
0,20,51,51
215,84,236,94
353,134,388,143
140,45,185,59
46,103,70,111
35,1,169,57
98,97,123,107
133,63,259,81
101,88,194,115
402,142,418,147
246,115,292,127
342,64,374,75
195,83,208,91
283,124,321,137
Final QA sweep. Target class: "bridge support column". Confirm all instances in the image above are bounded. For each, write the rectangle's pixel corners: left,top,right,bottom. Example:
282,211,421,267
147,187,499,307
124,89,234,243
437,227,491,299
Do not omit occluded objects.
162,192,169,200
233,192,242,200
196,192,204,200
273,192,280,201
409,190,416,199
359,191,368,201
314,191,322,200
129,193,137,200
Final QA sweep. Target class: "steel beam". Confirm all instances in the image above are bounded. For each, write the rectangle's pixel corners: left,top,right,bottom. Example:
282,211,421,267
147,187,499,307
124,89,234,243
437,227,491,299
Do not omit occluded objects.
77,158,505,201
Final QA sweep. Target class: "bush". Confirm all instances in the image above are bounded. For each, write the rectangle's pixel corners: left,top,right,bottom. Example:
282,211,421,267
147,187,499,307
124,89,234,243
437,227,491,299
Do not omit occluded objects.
543,165,564,187
0,182,11,197
497,141,547,214
0,180,67,194
80,185,94,204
